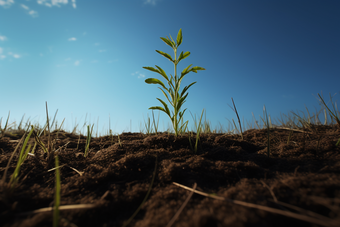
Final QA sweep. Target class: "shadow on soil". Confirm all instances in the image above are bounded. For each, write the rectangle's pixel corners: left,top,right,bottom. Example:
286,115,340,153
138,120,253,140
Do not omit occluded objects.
1,124,340,227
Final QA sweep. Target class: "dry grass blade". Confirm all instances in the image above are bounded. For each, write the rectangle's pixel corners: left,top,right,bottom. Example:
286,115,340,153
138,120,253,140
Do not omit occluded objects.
228,97,243,140
173,182,339,227
17,204,98,216
166,183,197,227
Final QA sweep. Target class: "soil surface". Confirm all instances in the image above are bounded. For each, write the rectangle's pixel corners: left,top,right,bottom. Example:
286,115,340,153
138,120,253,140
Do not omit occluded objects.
1,124,340,227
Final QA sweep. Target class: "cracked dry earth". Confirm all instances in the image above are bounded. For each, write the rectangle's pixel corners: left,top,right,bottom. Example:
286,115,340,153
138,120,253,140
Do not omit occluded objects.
0,124,340,227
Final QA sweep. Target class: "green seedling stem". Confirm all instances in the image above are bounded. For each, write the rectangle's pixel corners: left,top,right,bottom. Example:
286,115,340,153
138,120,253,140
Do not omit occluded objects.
263,105,271,157
144,28,205,137
316,92,340,147
0,111,10,139
117,133,122,147
143,113,152,135
151,110,160,135
53,155,61,227
9,126,34,189
228,98,244,140
84,124,94,157
317,93,340,127
189,109,205,153
32,129,49,154
1,135,24,188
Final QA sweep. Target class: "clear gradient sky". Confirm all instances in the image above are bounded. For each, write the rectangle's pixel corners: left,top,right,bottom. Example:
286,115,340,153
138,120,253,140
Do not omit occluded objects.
0,0,339,136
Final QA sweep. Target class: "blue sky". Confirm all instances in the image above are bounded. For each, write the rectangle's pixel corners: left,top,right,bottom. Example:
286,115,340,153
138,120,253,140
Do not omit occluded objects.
0,0,339,135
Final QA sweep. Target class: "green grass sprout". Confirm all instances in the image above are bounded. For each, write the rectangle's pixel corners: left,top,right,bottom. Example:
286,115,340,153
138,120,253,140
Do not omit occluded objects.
84,124,94,157
151,110,160,135
316,92,340,127
9,126,34,189
189,109,205,153
228,98,244,140
143,28,205,137
0,111,10,139
142,112,153,135
263,105,271,157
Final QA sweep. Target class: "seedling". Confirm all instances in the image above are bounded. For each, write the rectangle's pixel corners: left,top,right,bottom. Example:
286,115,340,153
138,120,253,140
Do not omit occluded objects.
144,28,205,137
9,126,34,189
84,124,94,157
189,109,205,153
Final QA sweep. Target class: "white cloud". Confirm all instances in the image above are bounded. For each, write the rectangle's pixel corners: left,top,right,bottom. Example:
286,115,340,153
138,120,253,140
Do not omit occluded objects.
0,0,14,8
94,43,100,46
99,49,106,52
68,37,77,41
7,52,21,59
37,0,51,7
0,55,6,60
65,57,71,61
131,71,145,78
29,10,38,17
144,0,159,5
37,0,76,8
74,60,80,66
40,53,44,57
0,47,2,54
21,4,39,17
21,4,29,10
0,35,6,41
91,60,98,63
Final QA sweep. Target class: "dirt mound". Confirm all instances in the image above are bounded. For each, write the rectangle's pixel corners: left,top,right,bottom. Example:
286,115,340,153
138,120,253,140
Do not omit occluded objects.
1,124,340,227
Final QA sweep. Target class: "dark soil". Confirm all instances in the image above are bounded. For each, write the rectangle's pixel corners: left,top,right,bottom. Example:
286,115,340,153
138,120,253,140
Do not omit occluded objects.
1,124,340,227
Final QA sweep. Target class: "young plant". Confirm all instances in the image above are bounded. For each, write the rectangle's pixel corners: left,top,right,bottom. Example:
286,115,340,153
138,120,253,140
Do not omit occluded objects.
9,126,34,189
263,105,271,157
0,111,10,139
84,124,94,157
143,28,205,137
189,109,205,153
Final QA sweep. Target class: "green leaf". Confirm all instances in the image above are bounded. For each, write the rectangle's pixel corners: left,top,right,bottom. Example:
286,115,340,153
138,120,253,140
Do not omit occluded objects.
145,78,167,91
155,65,169,81
143,66,159,73
160,37,174,48
169,34,175,46
156,50,173,62
190,66,206,73
159,87,172,105
143,65,171,82
180,81,196,97
178,109,187,123
176,28,182,46
149,106,169,117
156,98,171,117
168,89,175,106
176,93,188,111
181,64,193,76
177,51,190,63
